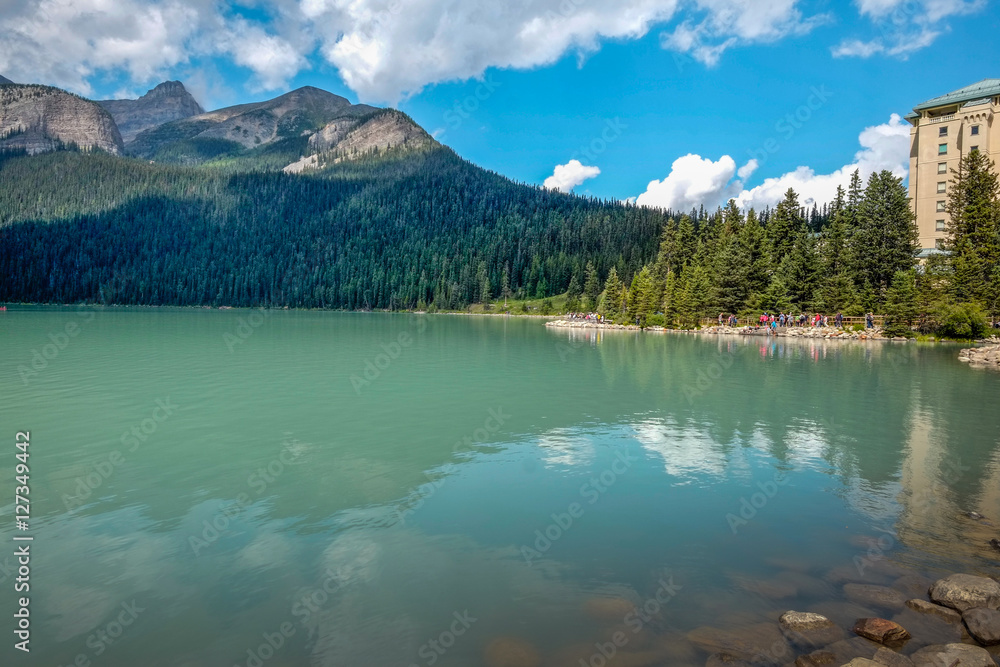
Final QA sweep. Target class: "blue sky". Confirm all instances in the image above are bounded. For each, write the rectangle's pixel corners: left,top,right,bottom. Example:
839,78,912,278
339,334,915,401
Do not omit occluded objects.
2,0,997,210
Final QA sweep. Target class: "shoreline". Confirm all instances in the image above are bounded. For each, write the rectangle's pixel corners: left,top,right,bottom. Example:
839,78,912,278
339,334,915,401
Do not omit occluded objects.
546,319,1000,347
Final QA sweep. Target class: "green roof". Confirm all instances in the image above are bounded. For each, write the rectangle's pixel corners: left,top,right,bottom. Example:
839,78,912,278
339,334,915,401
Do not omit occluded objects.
913,79,1000,111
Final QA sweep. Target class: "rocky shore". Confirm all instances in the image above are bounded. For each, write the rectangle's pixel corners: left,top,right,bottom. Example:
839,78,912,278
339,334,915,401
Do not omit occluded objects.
546,320,901,341
959,345,1000,370
480,570,1000,667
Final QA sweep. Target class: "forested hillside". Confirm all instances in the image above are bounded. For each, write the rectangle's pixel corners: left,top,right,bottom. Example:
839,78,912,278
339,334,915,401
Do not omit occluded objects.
0,147,667,309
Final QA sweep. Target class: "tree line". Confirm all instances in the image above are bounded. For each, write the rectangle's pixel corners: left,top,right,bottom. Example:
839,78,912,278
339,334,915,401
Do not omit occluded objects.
1,147,997,338
567,153,999,339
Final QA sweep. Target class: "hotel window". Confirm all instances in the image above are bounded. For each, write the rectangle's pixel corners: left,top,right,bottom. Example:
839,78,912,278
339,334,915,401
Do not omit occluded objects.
939,126,948,137
938,143,948,155
936,220,946,232
937,201,946,212
971,146,979,153
971,125,980,136
938,162,948,174
937,182,947,193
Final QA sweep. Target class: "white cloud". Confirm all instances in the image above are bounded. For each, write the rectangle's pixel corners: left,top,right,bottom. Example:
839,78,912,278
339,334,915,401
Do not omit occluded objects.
633,115,910,212
544,159,601,193
661,0,828,66
734,114,911,209
634,153,756,211
833,0,984,59
0,0,830,104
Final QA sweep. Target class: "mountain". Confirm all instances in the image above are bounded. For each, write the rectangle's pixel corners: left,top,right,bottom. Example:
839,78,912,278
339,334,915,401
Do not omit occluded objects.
126,86,390,165
0,75,13,85
0,85,123,155
0,81,668,310
98,81,203,143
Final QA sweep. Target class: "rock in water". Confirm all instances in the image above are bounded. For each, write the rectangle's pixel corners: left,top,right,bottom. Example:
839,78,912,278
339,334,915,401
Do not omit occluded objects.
844,584,908,610
904,599,963,624
483,637,541,667
852,618,911,644
966,511,987,520
928,574,1000,612
908,643,996,667
779,611,845,648
963,607,1000,646
990,538,1000,552
873,646,914,667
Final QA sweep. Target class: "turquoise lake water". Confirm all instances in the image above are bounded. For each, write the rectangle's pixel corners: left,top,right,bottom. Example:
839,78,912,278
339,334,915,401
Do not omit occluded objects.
0,309,998,666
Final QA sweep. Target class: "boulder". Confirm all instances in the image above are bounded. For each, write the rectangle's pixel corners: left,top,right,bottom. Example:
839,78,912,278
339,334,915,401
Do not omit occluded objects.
705,652,754,667
842,660,881,667
795,651,838,666
845,584,908,611
964,607,1000,646
484,637,542,667
853,618,911,644
904,599,963,624
780,611,846,648
583,597,637,622
872,646,914,667
928,574,1000,612
796,637,879,666
687,623,791,663
908,643,997,667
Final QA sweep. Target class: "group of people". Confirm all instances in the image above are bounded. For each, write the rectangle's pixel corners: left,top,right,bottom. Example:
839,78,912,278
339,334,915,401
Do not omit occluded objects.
720,311,878,331
567,312,605,323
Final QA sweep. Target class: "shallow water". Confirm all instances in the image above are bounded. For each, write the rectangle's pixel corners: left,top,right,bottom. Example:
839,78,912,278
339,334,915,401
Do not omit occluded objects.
1,308,998,666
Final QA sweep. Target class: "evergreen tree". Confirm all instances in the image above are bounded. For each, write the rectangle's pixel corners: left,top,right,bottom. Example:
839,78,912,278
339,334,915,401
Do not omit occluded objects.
766,188,806,265
566,272,582,312
599,266,624,319
583,261,601,311
739,208,769,297
662,271,679,327
945,148,1000,316
853,170,919,300
882,270,918,337
782,232,820,310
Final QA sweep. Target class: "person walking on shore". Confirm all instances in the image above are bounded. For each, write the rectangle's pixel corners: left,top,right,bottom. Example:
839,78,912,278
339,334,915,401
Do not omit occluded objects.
835,312,843,328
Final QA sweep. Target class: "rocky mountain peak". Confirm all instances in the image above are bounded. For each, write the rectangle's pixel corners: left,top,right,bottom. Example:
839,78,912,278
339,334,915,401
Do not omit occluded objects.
99,81,204,144
0,74,13,85
0,84,124,155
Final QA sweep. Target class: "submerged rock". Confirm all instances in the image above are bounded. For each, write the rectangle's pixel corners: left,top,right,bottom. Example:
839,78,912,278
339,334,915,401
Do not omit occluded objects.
483,637,542,667
583,597,637,622
963,607,1000,646
852,618,911,644
844,584,907,611
904,599,963,624
687,623,791,663
928,574,1000,612
872,646,914,667
779,611,845,648
796,637,878,666
908,643,996,667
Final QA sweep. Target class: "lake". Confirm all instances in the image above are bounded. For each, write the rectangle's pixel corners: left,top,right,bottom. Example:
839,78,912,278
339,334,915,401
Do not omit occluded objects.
1,308,998,667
